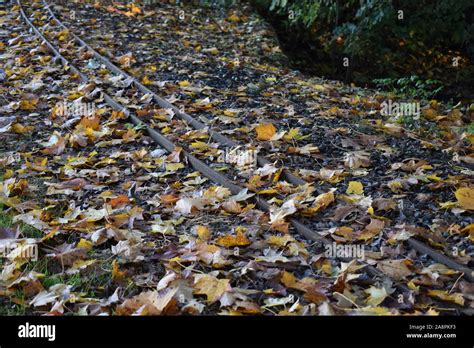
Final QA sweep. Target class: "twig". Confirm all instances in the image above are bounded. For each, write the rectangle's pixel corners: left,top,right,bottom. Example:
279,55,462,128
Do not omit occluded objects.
448,273,464,294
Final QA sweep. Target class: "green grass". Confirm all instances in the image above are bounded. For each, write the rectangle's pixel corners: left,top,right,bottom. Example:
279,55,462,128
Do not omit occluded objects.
0,202,114,311
466,122,474,135
0,290,28,315
42,272,82,289
0,205,42,239
0,209,14,228
21,224,43,239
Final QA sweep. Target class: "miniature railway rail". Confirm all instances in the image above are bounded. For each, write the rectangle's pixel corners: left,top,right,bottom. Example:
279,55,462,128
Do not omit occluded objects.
17,0,474,298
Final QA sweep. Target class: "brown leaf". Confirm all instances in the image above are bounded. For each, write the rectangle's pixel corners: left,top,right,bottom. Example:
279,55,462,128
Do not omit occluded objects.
193,274,230,303
42,135,66,155
377,259,413,280
56,178,87,191
358,218,385,241
109,195,130,208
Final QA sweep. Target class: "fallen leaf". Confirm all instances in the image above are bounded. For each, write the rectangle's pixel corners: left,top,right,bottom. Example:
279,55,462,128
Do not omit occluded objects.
358,218,385,241
255,123,277,141
427,290,464,306
196,225,211,241
365,286,388,306
216,227,251,247
347,181,364,195
109,195,130,208
377,259,412,280
455,187,474,210
193,274,230,303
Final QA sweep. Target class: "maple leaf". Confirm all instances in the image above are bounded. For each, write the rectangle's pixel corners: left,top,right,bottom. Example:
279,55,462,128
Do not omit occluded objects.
255,123,277,141
117,288,178,315
108,195,131,208
215,227,251,247
343,151,371,169
376,259,413,280
269,198,297,232
117,52,135,68
358,218,385,241
41,134,66,155
196,225,211,240
193,274,230,303
227,14,241,22
455,187,474,210
346,181,364,195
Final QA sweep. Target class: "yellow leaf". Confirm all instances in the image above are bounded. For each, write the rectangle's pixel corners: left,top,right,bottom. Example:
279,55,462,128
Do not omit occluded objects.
11,123,33,134
179,80,190,87
77,238,93,251
426,174,442,182
407,280,420,291
266,234,294,247
194,274,230,303
283,128,300,141
255,123,277,141
112,259,126,283
20,99,39,111
223,109,237,117
281,271,298,288
3,169,14,179
334,226,354,239
70,259,96,271
427,290,464,306
203,47,219,55
227,14,240,22
165,163,185,172
388,180,403,193
197,225,211,241
346,181,364,195
455,187,474,210
355,306,392,315
41,226,60,242
257,188,278,195
142,76,153,85
312,84,327,91
216,227,251,248
320,259,333,275
461,223,474,242
306,190,335,214
439,201,457,209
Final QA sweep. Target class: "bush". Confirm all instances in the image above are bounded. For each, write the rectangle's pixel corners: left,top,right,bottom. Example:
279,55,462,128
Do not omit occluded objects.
252,0,474,93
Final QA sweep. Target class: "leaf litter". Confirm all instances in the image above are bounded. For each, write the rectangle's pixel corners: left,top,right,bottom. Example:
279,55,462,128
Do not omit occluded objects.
0,1,472,316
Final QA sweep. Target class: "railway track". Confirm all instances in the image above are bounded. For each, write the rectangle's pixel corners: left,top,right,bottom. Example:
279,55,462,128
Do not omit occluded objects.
13,0,474,313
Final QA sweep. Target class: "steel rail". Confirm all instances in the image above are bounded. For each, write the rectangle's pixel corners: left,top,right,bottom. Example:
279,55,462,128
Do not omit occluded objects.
39,0,307,187
18,0,473,295
17,0,405,291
